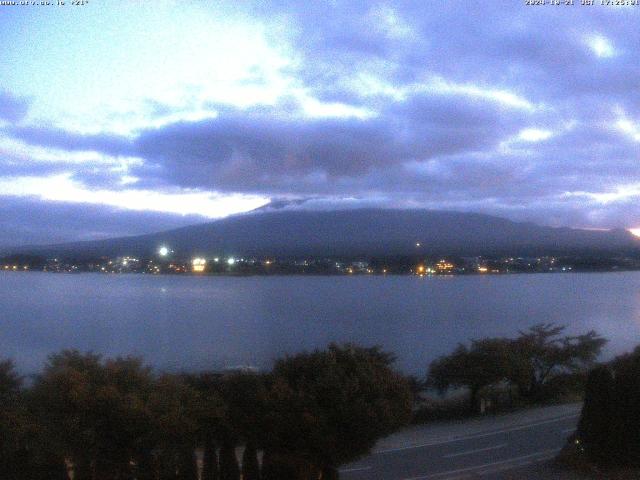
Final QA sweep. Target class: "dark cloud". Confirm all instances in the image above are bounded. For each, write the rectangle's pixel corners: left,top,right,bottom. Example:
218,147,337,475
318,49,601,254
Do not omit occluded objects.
131,89,522,192
5,125,134,156
0,157,69,178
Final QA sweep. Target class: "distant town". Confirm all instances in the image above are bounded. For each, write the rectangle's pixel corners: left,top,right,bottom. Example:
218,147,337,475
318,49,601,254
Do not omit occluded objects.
2,246,640,276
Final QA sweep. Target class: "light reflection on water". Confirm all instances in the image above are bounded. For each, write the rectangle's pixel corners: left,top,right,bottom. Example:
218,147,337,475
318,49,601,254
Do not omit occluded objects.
1,271,639,375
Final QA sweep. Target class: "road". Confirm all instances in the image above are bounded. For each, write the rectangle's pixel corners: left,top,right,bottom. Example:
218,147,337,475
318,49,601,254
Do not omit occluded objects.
340,403,581,480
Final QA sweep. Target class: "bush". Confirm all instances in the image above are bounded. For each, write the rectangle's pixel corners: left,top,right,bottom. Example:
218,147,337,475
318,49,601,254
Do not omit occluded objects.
577,347,640,467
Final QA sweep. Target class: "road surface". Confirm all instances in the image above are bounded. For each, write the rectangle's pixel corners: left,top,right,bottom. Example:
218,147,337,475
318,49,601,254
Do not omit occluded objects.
340,403,581,480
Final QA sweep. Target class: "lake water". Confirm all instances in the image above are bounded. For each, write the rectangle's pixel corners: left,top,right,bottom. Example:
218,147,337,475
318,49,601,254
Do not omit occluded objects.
1,271,640,375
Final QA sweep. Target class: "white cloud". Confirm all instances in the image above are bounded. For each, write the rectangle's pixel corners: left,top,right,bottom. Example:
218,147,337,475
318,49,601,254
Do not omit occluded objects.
0,136,135,166
615,117,640,142
297,95,376,119
517,128,553,142
563,184,640,205
0,174,269,218
419,77,537,111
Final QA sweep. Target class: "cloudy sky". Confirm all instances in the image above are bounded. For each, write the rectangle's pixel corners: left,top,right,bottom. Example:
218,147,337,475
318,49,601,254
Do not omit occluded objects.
0,1,639,246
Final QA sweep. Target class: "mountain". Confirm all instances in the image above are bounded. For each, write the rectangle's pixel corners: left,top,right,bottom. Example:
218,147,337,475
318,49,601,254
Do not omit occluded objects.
10,209,640,259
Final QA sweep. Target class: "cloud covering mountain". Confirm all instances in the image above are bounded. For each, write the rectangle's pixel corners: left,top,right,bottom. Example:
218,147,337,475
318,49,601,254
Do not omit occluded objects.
1,2,639,245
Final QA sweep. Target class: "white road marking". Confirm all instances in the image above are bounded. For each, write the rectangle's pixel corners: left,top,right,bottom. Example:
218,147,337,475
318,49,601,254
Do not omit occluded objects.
443,443,507,459
402,448,561,480
377,413,578,454
339,466,372,473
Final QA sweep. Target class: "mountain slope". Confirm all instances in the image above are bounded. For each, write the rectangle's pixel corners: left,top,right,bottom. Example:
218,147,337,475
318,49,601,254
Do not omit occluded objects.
14,209,640,258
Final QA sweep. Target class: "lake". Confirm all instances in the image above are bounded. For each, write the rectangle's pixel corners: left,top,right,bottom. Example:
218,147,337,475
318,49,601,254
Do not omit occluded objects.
1,271,639,375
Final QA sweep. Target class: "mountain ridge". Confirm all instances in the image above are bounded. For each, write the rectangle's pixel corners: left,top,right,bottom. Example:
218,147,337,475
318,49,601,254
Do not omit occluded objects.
8,208,640,259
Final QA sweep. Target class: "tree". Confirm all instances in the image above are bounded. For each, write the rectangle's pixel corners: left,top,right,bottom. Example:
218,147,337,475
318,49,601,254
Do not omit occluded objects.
0,359,34,480
427,338,512,412
241,442,261,480
428,325,608,410
184,372,227,480
95,356,156,480
577,365,614,465
610,347,640,466
511,324,607,399
266,344,413,477
577,346,640,467
0,359,21,399
196,372,269,480
147,374,202,479
201,439,219,480
31,350,105,480
218,443,240,480
31,351,155,480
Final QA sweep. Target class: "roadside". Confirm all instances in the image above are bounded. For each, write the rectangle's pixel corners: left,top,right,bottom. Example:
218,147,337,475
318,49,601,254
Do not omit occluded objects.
374,402,581,454
343,402,640,479
341,403,584,480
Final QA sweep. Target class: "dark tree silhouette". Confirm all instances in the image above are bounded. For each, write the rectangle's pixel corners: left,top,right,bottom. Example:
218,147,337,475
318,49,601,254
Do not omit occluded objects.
218,442,240,480
576,346,640,467
577,366,614,465
428,324,607,410
610,347,640,466
147,374,201,479
511,324,606,399
31,351,156,480
201,439,219,480
0,359,32,480
266,343,413,477
428,339,512,412
242,442,261,480
2,344,411,479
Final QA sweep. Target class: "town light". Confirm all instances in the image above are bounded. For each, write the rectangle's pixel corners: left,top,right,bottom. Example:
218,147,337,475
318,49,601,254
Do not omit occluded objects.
227,257,235,265
158,246,169,257
192,258,207,273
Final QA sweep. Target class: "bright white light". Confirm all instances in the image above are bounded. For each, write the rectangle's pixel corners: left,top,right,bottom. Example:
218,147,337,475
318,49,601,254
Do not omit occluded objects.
587,35,616,58
0,174,270,218
518,128,553,142
227,257,235,265
158,247,169,257
630,229,640,238
213,257,220,262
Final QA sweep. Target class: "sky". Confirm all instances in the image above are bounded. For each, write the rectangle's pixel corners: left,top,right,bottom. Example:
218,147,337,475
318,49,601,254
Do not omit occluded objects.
0,0,639,246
